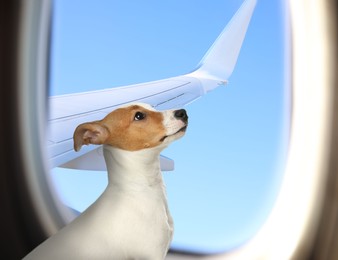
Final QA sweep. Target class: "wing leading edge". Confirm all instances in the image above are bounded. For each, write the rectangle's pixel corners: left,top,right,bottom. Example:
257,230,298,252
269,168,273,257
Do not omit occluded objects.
48,0,257,170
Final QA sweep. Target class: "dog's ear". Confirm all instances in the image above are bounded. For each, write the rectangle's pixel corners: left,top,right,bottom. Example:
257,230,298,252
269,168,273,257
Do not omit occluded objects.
73,122,110,151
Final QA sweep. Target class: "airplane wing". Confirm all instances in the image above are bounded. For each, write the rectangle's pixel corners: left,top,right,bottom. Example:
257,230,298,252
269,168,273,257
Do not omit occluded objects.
48,0,257,171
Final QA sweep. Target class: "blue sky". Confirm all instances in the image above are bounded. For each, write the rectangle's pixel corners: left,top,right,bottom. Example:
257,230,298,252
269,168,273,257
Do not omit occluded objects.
49,0,289,254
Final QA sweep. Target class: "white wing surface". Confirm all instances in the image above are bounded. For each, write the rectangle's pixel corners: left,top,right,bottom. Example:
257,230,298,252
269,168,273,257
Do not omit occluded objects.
48,0,257,170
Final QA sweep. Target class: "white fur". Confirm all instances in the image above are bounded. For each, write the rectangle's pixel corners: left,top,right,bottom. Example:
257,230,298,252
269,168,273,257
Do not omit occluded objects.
162,110,186,137
24,104,187,260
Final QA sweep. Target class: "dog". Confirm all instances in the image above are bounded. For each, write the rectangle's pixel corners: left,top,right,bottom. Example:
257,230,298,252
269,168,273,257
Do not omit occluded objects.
24,103,188,260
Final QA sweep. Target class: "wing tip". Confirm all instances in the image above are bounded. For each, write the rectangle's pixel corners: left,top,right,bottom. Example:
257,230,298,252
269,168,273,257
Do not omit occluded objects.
192,0,257,80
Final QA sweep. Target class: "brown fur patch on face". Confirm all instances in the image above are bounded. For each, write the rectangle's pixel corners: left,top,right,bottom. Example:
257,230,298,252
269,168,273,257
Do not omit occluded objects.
100,105,166,151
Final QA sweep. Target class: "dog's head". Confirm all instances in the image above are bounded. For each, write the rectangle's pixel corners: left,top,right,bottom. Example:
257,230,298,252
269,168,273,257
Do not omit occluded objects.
73,103,188,152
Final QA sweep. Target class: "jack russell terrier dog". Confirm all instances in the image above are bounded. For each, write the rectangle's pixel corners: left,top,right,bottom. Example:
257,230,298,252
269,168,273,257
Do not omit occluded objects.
24,103,188,260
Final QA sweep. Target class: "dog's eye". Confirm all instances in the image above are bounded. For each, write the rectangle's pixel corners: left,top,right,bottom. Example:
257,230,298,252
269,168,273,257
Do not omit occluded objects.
134,112,146,121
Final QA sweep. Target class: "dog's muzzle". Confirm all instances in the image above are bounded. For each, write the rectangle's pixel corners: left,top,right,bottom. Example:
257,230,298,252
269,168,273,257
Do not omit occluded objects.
159,109,188,142
174,109,188,124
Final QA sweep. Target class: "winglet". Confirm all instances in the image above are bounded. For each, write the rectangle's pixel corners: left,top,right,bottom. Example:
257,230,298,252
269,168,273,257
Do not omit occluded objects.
189,0,257,86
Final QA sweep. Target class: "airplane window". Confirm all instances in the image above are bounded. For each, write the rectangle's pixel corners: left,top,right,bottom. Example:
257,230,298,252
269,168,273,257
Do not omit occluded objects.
49,0,289,254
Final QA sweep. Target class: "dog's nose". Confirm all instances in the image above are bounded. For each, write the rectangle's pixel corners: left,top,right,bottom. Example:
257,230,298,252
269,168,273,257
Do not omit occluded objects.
174,109,188,123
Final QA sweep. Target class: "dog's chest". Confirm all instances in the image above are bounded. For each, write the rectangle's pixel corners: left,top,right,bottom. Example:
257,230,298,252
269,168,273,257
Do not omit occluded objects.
89,184,174,258
24,188,174,260
108,185,173,235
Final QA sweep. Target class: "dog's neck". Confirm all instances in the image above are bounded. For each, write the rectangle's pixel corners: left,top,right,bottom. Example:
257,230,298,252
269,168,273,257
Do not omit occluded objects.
103,144,165,190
